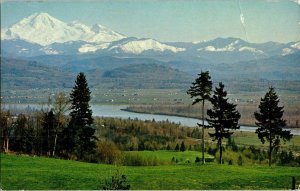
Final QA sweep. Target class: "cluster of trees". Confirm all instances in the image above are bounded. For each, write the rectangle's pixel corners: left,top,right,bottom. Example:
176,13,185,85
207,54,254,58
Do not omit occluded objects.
188,71,293,166
1,73,96,161
94,117,196,151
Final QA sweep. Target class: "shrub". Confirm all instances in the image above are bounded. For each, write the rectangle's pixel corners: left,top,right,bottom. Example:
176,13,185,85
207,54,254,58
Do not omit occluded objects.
96,140,121,164
103,170,130,190
166,144,171,150
277,150,296,166
205,158,215,163
238,155,243,166
171,156,176,163
180,141,185,152
207,146,218,156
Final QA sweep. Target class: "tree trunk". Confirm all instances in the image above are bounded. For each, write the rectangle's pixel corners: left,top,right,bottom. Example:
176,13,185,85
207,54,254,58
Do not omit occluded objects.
52,132,58,157
269,139,272,167
268,133,272,167
4,138,9,152
6,138,9,152
202,100,205,164
48,124,50,156
219,138,223,164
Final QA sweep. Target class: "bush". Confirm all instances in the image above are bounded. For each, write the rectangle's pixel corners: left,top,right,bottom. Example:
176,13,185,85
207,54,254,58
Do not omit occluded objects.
238,155,243,166
166,144,171,150
207,146,218,156
103,170,130,190
277,150,296,166
96,140,121,164
205,158,215,163
171,156,176,163
180,141,185,152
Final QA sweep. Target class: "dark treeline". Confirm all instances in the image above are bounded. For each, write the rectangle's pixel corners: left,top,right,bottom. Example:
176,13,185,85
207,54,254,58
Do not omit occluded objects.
1,109,64,156
1,72,96,162
0,109,200,163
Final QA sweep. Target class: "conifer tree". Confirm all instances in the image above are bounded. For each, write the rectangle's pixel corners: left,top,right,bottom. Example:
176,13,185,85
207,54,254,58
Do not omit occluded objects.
206,82,240,164
254,87,293,166
187,71,212,164
180,141,185,152
66,72,96,159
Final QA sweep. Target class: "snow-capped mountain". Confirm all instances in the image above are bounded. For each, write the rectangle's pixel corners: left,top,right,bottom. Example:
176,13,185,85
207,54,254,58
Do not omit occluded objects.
197,39,264,54
1,12,299,61
110,38,185,54
1,12,126,46
77,38,185,54
1,12,184,55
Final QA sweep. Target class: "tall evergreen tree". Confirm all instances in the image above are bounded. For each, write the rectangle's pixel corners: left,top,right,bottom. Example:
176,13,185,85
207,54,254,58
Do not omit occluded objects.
254,87,293,166
206,82,240,164
187,71,212,164
66,72,96,159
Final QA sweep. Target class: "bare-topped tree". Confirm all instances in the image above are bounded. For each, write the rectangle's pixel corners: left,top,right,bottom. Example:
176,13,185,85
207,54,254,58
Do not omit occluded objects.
187,71,212,164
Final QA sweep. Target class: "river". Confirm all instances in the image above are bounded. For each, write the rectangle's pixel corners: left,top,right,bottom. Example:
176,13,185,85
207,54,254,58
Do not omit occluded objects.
2,104,300,135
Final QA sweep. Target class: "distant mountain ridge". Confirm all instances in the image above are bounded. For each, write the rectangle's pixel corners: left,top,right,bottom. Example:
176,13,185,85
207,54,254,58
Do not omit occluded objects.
1,12,299,61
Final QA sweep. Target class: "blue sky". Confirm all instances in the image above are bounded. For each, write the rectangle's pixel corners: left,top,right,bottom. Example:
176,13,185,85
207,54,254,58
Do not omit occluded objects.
1,0,299,43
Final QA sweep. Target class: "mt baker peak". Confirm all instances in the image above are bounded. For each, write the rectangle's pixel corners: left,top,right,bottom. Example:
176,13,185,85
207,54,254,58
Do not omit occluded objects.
1,12,126,46
18,12,65,28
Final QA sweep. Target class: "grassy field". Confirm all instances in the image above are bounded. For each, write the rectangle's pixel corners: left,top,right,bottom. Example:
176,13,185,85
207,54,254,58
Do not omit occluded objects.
1,154,300,190
232,131,300,148
124,150,214,164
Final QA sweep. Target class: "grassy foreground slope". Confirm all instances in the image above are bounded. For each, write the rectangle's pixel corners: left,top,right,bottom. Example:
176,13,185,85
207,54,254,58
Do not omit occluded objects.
1,154,299,190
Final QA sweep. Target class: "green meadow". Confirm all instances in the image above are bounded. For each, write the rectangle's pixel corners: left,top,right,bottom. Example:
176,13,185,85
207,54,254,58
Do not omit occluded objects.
124,150,214,164
1,154,299,190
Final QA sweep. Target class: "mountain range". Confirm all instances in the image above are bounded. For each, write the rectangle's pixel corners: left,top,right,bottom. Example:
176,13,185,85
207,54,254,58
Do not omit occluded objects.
1,12,300,90
2,12,299,60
